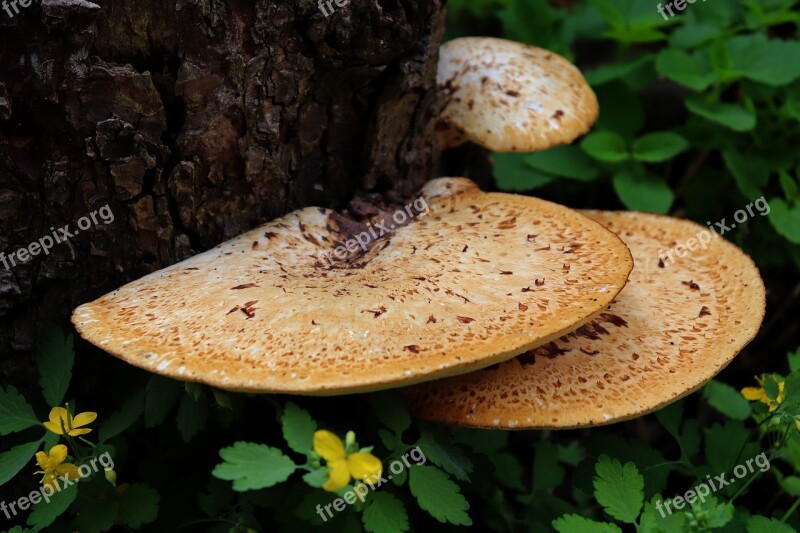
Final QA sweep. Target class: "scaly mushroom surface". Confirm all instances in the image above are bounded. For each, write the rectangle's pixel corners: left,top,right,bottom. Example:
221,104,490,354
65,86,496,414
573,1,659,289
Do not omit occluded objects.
405,211,766,428
72,178,632,395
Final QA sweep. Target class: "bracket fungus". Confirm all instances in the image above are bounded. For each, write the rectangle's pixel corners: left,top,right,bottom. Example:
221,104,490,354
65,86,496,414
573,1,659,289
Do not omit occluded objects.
72,178,633,395
436,37,599,152
404,211,766,429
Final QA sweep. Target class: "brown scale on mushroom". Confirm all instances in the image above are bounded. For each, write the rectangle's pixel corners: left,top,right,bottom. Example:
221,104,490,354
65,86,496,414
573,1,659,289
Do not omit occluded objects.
71,178,632,396
404,211,765,429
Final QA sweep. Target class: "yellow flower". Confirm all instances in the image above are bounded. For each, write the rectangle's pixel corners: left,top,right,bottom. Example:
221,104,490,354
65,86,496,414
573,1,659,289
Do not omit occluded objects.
313,430,382,492
741,377,784,412
43,406,97,436
34,445,81,489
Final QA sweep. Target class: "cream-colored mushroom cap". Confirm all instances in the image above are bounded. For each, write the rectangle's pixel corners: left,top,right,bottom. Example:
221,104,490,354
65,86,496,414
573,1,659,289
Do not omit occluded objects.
72,178,632,395
405,211,766,428
436,37,599,152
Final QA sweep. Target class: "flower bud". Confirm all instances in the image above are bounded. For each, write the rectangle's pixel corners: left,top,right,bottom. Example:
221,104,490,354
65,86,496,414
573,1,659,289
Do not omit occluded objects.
104,467,117,486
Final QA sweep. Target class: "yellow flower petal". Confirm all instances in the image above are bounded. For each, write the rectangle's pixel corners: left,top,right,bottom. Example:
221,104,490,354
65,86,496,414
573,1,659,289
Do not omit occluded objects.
43,421,64,435
68,428,92,436
323,459,350,492
49,445,68,464
741,387,766,402
48,407,68,426
71,412,97,428
54,463,81,481
314,430,346,462
347,452,382,484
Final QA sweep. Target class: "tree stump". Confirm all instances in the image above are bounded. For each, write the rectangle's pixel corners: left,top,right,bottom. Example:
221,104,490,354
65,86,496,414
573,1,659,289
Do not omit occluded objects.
0,0,446,374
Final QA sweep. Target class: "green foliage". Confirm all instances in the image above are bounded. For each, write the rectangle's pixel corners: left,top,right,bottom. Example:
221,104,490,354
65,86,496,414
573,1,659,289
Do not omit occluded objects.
592,456,644,523
0,386,39,435
213,442,297,491
408,465,472,525
37,326,74,408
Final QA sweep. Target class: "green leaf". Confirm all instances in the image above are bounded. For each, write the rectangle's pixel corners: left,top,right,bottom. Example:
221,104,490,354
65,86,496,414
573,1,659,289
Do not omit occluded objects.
747,516,798,533
99,388,144,443
593,455,644,524
408,465,471,526
523,146,600,181
580,131,629,163
586,55,653,86
704,421,754,473
302,467,329,488
417,431,473,482
534,441,565,490
0,386,39,435
685,97,756,131
213,442,297,491
493,153,555,191
118,483,159,528
768,198,800,244
722,150,771,199
655,49,715,91
281,402,317,455
779,171,799,200
362,492,409,533
639,496,687,533
613,171,674,213
702,380,752,420
727,34,800,86
26,484,78,530
632,132,689,162
789,347,800,373
144,375,181,428
37,326,74,407
553,514,623,533
691,496,734,529
73,497,118,533
668,23,721,49
176,390,209,442
370,392,411,439
0,440,41,487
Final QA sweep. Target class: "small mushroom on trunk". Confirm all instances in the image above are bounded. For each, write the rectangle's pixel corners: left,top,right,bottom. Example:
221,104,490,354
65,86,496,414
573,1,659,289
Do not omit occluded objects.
436,37,599,152
404,211,766,429
72,178,632,396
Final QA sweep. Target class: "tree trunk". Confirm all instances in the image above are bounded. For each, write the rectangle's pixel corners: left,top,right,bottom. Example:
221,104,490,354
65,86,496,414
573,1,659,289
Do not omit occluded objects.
0,0,446,374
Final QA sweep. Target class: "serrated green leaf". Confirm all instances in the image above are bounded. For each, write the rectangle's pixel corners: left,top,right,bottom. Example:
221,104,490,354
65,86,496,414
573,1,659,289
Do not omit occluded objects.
553,514,622,532
493,152,555,191
144,375,181,428
282,402,317,455
789,347,800,373
632,132,688,162
703,380,752,420
639,496,687,533
302,467,329,488
768,198,800,244
727,34,800,86
580,131,629,163
362,492,409,533
99,388,144,444
523,145,600,181
37,326,74,407
613,171,674,213
656,49,715,91
0,440,42,487
704,421,753,473
369,392,410,439
0,386,39,435
176,390,208,443
747,516,798,533
534,441,565,491
73,497,118,533
408,465,471,525
417,432,472,482
685,97,756,131
26,484,78,530
593,455,644,524
586,55,653,86
118,483,159,528
722,150,771,200
213,442,297,491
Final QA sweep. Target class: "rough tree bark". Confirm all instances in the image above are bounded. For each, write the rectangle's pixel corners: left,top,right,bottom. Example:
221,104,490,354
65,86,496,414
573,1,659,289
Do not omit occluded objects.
0,0,446,376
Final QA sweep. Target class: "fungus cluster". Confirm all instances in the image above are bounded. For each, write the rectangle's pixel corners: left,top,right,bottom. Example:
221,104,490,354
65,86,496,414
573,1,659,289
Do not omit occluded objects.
72,37,765,429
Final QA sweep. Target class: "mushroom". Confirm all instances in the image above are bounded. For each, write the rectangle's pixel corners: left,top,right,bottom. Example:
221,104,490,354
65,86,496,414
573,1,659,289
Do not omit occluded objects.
404,211,766,429
436,37,599,152
71,178,632,395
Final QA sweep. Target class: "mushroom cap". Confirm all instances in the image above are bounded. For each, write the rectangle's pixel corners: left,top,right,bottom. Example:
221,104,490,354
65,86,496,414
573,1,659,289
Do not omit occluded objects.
404,211,766,429
436,37,599,152
72,178,632,396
